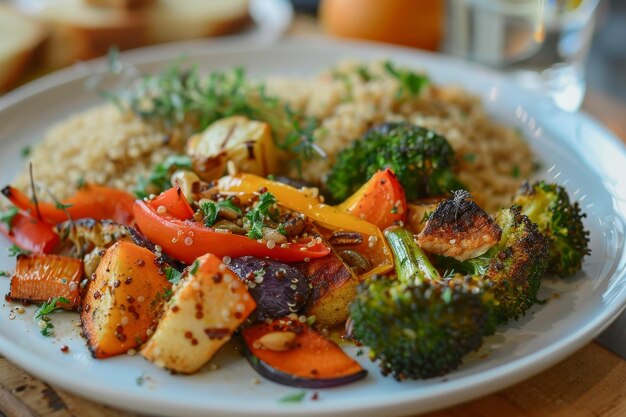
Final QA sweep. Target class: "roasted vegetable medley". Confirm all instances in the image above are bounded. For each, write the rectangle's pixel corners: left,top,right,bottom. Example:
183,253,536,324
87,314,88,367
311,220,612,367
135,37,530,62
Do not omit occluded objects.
1,80,590,388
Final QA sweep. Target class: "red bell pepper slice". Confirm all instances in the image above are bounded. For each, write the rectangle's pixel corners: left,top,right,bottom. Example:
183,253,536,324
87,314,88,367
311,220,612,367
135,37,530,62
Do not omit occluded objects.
337,168,407,230
133,197,331,265
2,184,135,226
0,211,59,254
147,187,194,220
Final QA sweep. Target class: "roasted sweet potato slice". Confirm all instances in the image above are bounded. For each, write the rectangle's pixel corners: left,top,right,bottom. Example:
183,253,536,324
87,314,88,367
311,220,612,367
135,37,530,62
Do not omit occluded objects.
242,318,366,388
141,253,256,374
10,254,83,309
81,240,171,358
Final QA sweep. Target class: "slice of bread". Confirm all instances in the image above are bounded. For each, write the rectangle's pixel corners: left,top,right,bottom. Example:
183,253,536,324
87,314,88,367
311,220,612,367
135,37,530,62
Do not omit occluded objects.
0,6,45,92
84,0,157,10
21,0,250,69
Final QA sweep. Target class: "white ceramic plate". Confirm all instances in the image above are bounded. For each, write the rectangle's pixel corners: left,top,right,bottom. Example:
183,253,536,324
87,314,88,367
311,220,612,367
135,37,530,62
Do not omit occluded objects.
0,38,625,417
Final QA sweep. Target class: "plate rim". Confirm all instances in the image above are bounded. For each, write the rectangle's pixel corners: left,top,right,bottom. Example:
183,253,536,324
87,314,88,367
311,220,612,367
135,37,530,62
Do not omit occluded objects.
1,36,626,417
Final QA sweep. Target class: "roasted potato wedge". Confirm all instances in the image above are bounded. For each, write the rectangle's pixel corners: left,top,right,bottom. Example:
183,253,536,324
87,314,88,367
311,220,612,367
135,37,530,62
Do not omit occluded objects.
81,241,171,358
186,116,279,181
141,253,256,374
298,249,359,329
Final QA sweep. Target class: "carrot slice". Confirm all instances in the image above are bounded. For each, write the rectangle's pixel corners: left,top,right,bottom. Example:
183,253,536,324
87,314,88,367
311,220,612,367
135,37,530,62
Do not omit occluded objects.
242,318,367,388
9,254,83,309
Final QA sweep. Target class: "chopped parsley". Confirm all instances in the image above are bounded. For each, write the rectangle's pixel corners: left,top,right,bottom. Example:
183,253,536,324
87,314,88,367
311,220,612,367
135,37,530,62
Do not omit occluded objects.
511,164,521,178
35,297,70,337
21,146,31,158
55,202,73,210
35,297,70,318
356,65,372,82
245,192,277,240
200,199,242,227
165,266,182,284
0,207,19,231
136,373,146,386
278,391,306,403
390,206,398,214
189,260,200,275
8,244,29,257
463,153,476,163
76,177,86,189
0,271,10,277
384,61,429,97
134,155,193,198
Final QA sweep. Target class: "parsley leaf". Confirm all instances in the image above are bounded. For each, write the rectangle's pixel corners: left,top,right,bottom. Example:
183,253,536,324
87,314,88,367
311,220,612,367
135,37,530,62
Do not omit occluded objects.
200,199,242,227
245,192,277,240
384,61,429,97
55,202,73,210
165,266,182,284
35,297,70,318
134,155,192,198
0,207,19,231
21,146,31,158
279,391,307,403
8,244,29,257
189,260,200,275
0,271,10,277
512,164,521,178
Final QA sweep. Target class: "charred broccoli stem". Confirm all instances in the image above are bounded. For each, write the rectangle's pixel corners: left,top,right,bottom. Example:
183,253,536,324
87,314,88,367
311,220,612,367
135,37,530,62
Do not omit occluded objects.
512,181,590,277
350,226,493,380
326,122,464,203
438,206,550,324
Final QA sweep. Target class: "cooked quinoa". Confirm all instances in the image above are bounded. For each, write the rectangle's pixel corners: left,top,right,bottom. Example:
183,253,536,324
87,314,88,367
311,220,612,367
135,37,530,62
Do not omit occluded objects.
14,61,535,213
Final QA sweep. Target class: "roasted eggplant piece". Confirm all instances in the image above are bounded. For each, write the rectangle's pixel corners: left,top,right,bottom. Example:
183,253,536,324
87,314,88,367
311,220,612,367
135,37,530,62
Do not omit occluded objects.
228,256,310,321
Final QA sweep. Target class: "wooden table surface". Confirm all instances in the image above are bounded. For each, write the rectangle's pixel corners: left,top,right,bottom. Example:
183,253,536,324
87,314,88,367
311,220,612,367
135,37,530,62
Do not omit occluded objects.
2,17,626,417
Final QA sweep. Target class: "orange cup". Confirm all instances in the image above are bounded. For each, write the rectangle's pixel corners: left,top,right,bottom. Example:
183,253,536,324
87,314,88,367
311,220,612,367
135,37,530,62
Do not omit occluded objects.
320,0,444,51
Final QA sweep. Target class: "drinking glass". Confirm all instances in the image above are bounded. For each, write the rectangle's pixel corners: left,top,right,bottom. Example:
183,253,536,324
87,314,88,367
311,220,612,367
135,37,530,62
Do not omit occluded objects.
444,0,600,111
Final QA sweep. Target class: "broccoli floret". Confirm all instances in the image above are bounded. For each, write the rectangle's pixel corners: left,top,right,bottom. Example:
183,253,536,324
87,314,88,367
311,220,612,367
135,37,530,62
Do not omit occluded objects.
326,122,464,203
439,206,550,324
512,181,590,277
350,226,493,380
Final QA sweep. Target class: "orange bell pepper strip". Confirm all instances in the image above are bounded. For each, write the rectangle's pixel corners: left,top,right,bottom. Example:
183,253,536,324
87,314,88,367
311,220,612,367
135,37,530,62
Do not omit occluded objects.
0,210,59,254
337,168,407,230
133,188,331,265
216,174,394,279
2,184,135,226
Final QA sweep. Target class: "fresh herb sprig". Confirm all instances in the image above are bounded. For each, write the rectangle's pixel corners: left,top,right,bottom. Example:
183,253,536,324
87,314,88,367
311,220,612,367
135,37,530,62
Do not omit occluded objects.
0,207,18,231
165,266,182,284
35,297,70,337
245,192,278,240
135,154,192,198
200,199,242,227
105,59,324,172
383,61,429,97
8,244,29,257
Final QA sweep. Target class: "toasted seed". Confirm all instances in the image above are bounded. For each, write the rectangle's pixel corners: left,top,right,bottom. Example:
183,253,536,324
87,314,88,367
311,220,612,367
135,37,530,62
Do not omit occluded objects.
339,249,371,273
218,206,241,221
213,220,246,235
329,231,363,246
262,227,288,244
256,331,297,351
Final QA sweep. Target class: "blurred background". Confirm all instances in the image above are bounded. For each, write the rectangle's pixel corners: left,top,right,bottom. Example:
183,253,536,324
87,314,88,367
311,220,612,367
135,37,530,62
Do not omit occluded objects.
0,0,624,113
